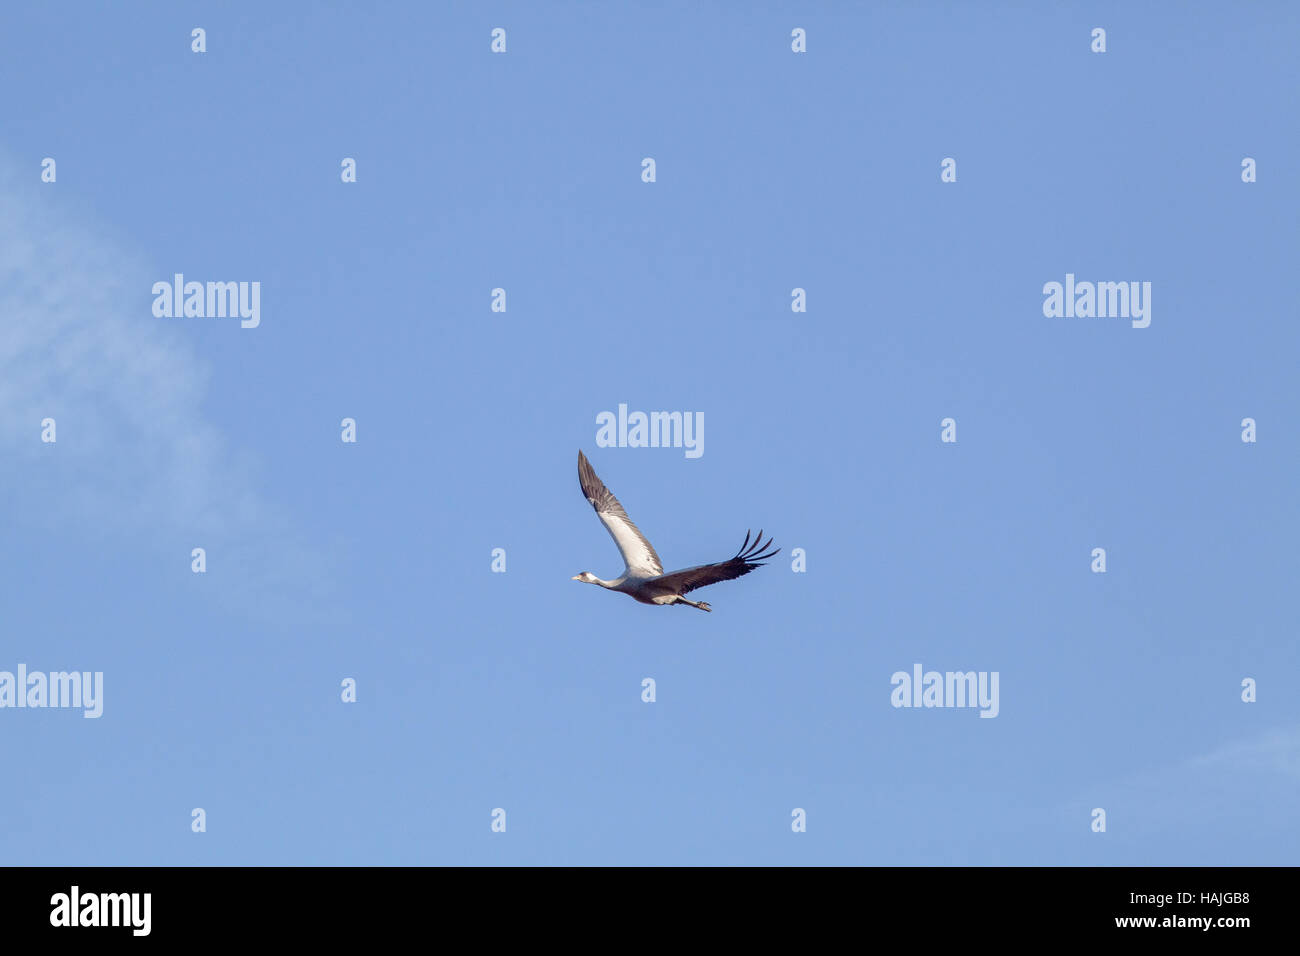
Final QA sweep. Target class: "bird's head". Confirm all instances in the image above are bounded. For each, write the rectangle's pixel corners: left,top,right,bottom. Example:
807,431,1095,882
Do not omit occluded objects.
571,572,598,584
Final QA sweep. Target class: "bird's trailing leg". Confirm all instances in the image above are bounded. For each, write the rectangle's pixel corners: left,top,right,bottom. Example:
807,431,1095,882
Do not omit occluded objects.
675,597,712,612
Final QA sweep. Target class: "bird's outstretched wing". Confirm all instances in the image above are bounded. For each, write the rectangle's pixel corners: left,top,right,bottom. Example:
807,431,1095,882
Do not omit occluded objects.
577,450,664,575
653,530,779,595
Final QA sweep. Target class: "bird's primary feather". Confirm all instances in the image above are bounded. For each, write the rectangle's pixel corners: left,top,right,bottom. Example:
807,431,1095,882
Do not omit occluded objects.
651,530,779,595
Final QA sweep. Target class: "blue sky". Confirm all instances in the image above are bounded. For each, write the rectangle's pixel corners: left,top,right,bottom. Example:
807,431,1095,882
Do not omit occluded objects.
1,1,1297,865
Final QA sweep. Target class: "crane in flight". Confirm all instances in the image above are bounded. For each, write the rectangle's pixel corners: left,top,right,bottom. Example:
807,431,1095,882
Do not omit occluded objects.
571,450,778,612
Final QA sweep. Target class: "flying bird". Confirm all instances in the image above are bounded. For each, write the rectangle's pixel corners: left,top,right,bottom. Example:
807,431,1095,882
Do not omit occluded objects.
572,450,778,612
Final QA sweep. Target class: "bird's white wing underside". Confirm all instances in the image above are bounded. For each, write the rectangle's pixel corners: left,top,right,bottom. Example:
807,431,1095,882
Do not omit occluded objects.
578,451,664,576
596,509,663,576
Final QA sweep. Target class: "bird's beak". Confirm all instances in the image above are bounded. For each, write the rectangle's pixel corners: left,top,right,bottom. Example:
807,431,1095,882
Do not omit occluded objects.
571,575,581,581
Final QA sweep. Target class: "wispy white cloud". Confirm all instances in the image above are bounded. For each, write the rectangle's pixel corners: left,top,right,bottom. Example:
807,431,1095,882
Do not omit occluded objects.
1186,725,1300,780
1064,724,1300,833
0,155,330,621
